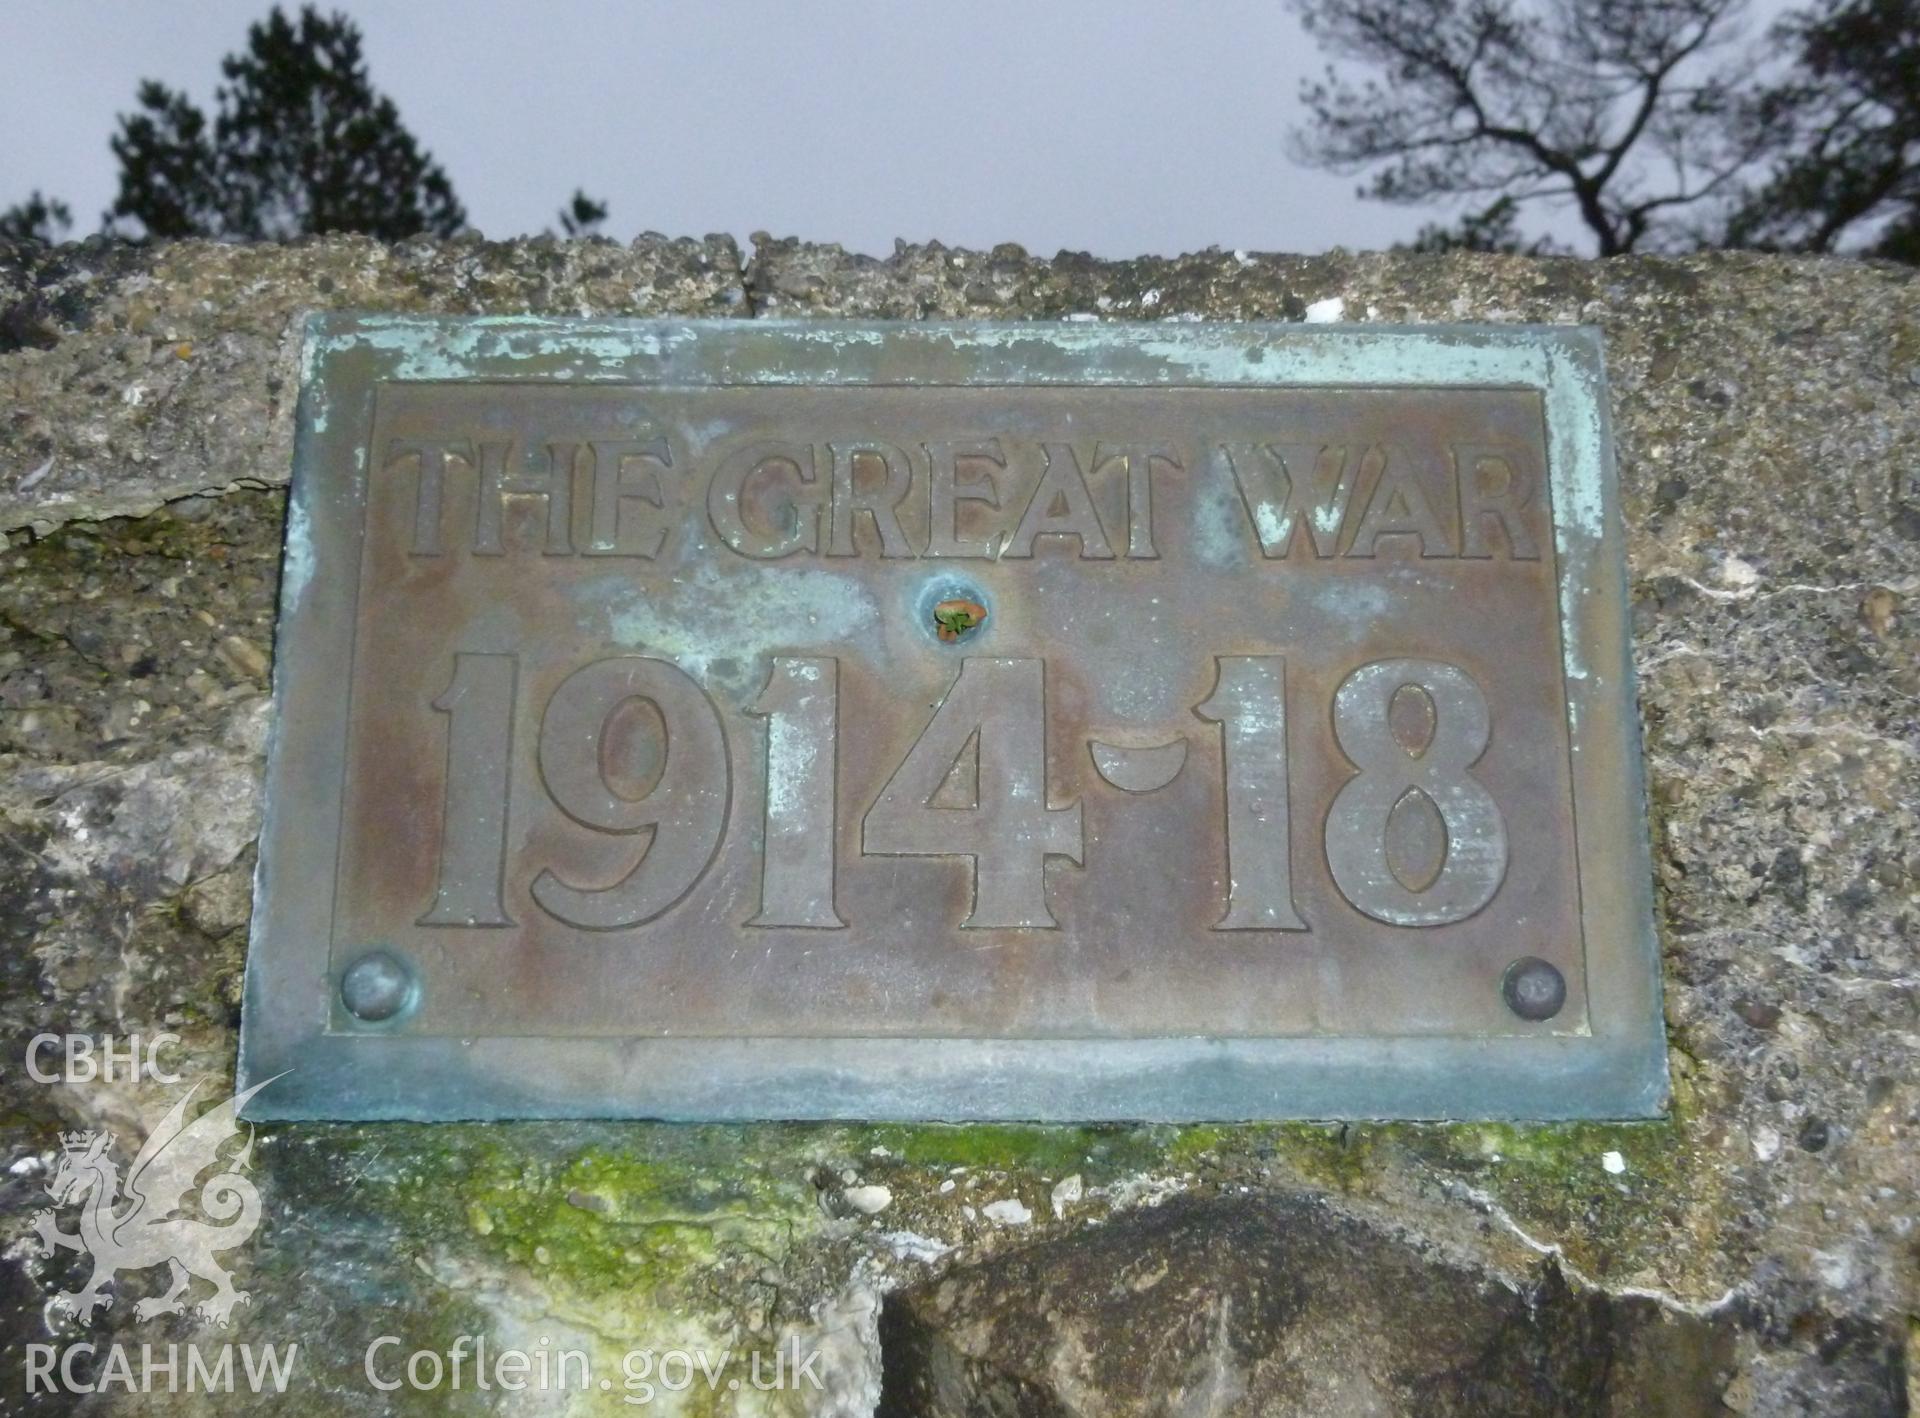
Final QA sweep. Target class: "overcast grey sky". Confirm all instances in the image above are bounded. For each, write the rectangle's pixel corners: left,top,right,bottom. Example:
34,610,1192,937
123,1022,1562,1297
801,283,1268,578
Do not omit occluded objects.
0,0,1451,255
0,0,1789,258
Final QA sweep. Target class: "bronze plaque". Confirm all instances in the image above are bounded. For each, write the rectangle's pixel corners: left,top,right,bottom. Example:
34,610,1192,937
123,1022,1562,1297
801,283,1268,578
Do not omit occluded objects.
240,319,1667,1120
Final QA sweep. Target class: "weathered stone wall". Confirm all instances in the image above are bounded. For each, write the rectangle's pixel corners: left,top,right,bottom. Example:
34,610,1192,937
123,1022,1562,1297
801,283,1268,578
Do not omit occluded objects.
1,234,1914,1415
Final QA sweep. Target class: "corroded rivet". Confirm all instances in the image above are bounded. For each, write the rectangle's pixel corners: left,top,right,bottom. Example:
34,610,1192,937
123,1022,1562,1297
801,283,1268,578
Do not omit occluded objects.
1502,956,1566,1021
340,950,416,1022
932,597,988,643
918,576,991,646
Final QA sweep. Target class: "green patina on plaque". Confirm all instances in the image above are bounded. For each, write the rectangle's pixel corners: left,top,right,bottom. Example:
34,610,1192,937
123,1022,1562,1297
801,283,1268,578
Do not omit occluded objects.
239,317,1665,1120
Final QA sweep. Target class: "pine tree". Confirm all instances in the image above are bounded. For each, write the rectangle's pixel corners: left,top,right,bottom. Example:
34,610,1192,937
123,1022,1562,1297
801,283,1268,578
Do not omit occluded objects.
0,192,74,246
107,5,465,241
556,190,610,238
1289,0,1769,256
1723,0,1920,260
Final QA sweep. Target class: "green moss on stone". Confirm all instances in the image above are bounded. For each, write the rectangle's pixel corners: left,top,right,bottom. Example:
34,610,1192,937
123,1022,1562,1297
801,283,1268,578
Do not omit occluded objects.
859,1122,1164,1178
462,1141,813,1294
252,1098,1719,1407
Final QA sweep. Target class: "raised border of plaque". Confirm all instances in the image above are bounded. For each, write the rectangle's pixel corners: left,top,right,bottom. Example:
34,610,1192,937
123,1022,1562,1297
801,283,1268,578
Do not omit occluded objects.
239,317,1668,1121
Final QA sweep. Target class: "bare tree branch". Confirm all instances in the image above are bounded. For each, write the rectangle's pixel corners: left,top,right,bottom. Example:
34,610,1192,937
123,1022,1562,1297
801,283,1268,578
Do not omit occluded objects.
1289,0,1775,254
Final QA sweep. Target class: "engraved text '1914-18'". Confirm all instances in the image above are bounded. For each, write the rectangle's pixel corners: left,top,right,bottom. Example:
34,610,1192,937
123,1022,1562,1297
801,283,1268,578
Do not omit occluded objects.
394,419,1538,940
313,377,1591,1049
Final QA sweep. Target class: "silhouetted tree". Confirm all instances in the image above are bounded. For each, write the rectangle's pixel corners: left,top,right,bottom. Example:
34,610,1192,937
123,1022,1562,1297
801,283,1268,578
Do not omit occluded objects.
107,5,465,240
556,189,610,238
108,83,223,239
1291,0,1775,255
1723,0,1920,260
0,192,73,245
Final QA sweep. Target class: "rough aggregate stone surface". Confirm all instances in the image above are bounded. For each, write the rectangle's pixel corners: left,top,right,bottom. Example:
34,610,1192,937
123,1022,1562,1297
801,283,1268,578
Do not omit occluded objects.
0,234,1914,1415
0,233,745,535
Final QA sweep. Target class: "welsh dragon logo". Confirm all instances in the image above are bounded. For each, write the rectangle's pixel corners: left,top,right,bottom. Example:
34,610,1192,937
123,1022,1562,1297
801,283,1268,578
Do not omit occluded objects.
31,1076,276,1326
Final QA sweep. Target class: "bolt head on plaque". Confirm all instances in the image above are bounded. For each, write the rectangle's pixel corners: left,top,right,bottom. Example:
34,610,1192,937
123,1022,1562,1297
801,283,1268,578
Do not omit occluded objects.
1502,957,1568,1022
917,575,991,645
339,950,417,1023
